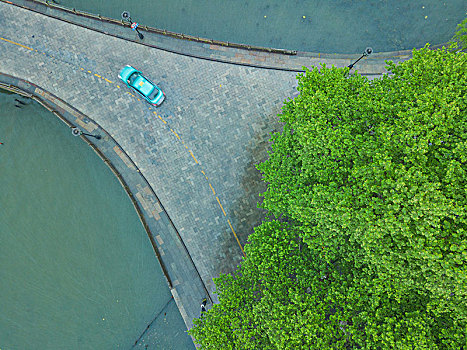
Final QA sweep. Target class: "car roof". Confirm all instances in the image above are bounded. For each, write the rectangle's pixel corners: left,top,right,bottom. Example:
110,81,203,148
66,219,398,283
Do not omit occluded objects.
131,76,155,96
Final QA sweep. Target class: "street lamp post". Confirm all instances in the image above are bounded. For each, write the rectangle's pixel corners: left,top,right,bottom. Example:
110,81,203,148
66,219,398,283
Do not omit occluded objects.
348,47,373,70
121,11,144,40
71,127,101,140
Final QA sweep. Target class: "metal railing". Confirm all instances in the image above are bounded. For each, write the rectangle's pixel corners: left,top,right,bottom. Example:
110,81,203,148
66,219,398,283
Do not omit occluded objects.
28,0,298,55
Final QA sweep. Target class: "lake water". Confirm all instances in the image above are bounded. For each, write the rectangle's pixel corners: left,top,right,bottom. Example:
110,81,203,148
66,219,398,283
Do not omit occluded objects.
59,0,467,53
0,91,194,349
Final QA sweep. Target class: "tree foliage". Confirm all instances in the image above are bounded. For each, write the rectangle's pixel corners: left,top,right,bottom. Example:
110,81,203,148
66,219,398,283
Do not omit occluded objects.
451,17,467,51
189,46,467,349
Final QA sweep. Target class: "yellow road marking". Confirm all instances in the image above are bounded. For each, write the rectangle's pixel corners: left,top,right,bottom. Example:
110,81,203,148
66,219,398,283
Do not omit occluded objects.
209,183,216,195
117,85,121,88
104,78,113,83
80,68,84,70
94,74,101,78
227,219,246,256
170,129,180,139
142,102,245,258
87,70,92,73
0,37,33,51
189,150,198,164
216,196,226,216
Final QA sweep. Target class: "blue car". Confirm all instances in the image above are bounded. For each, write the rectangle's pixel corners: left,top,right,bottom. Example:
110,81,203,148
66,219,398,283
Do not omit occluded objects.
118,65,165,106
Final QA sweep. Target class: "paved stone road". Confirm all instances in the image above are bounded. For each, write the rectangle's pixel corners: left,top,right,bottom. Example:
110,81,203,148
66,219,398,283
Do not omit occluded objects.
0,0,411,343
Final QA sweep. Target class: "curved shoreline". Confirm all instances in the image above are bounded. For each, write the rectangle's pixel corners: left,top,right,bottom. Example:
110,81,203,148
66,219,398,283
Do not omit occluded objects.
4,0,425,74
0,0,421,342
9,0,447,59
0,74,210,339
0,77,173,286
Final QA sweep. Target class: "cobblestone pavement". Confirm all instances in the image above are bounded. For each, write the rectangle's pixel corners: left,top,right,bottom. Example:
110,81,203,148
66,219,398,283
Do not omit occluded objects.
9,0,414,74
0,0,409,339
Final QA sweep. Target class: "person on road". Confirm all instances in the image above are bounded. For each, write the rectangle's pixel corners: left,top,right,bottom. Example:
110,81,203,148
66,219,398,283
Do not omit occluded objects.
201,298,207,313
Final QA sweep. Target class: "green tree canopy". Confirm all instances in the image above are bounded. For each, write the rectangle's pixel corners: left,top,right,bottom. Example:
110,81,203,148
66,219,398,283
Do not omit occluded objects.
451,17,467,50
190,45,466,349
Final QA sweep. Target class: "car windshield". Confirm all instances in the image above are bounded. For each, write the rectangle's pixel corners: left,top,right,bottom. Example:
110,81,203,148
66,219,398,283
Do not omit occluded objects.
148,87,160,100
127,72,139,85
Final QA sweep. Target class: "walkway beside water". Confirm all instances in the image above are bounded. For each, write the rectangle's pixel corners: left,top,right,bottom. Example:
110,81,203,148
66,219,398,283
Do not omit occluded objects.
0,0,412,337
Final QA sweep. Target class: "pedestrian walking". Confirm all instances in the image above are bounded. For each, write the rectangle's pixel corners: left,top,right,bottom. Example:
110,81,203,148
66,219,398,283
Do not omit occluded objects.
201,298,207,313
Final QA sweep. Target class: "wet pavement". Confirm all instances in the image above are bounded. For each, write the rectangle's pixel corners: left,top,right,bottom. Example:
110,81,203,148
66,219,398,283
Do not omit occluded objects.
0,0,411,336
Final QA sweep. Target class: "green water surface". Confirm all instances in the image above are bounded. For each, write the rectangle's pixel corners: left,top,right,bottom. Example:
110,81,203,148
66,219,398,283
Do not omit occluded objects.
59,0,466,53
0,91,194,349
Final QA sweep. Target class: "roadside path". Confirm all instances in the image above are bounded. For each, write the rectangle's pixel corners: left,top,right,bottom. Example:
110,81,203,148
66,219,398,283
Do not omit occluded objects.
0,0,412,342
